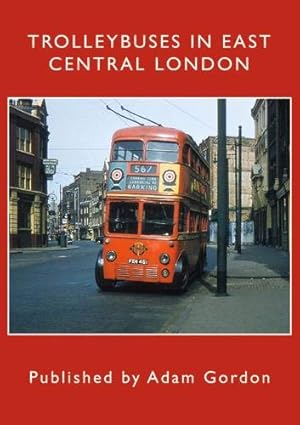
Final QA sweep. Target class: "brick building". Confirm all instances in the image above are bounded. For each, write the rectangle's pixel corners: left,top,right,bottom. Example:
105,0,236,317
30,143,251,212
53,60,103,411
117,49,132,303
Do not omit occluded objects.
9,99,51,248
62,168,104,240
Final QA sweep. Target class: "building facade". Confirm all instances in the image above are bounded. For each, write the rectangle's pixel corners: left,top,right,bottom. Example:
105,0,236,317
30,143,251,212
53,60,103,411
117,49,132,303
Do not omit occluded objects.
251,99,269,245
199,135,256,223
61,168,104,240
251,99,290,250
9,99,50,248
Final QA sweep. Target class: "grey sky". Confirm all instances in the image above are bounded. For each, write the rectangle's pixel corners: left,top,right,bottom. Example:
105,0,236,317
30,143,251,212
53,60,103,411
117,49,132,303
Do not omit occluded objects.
46,97,255,198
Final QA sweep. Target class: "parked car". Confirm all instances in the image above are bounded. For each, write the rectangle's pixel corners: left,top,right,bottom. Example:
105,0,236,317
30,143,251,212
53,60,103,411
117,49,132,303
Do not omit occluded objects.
95,236,104,244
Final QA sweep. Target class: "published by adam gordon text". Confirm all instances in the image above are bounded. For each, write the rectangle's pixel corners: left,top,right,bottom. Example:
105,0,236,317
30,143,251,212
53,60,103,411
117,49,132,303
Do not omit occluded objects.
28,369,271,388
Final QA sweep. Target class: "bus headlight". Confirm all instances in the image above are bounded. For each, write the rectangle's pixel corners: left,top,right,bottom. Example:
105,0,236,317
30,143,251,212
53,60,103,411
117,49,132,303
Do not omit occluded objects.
161,269,170,278
160,253,170,265
106,250,117,262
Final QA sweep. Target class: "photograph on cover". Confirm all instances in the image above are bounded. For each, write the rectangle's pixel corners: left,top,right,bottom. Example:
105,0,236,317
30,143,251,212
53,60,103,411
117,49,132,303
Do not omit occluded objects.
8,97,290,335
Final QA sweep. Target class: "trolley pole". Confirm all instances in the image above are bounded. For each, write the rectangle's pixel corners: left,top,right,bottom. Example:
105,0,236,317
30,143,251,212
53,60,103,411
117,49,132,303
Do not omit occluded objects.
216,99,228,296
236,126,242,254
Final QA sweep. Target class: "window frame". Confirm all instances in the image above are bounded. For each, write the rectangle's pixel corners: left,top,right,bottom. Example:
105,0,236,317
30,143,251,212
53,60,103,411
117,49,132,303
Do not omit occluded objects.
141,202,174,236
146,140,179,162
112,140,144,161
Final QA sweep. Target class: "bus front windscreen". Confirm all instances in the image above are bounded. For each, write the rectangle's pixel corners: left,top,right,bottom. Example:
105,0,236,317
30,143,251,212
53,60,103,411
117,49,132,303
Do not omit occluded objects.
109,202,138,234
142,203,174,236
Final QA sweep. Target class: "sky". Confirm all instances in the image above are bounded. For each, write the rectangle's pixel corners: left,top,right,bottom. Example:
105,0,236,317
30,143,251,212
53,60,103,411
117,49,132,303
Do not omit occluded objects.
46,97,256,199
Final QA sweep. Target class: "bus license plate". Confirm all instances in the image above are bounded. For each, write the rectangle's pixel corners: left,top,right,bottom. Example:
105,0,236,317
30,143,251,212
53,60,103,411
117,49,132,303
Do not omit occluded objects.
128,258,148,265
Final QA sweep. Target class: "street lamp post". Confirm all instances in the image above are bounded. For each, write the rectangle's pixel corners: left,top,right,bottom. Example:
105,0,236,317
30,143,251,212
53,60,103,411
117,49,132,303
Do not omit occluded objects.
66,186,80,240
74,186,80,240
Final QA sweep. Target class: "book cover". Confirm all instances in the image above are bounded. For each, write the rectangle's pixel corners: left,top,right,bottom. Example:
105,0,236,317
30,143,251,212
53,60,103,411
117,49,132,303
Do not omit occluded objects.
2,1,297,423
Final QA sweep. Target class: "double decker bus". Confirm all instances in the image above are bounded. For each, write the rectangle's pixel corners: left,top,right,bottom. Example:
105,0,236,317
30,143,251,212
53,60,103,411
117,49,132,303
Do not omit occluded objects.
95,126,210,291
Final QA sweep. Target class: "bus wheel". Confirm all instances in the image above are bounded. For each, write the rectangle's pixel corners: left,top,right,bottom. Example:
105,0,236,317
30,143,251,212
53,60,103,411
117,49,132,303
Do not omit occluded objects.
180,266,190,291
98,279,116,292
172,255,189,292
95,248,116,291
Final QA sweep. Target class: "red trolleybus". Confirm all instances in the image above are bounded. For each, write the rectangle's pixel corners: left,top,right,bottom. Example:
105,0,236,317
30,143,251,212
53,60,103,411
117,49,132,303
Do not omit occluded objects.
95,126,210,291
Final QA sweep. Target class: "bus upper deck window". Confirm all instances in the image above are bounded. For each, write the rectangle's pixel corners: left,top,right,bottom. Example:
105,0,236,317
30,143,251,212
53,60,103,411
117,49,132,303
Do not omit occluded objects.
146,141,178,162
112,140,144,161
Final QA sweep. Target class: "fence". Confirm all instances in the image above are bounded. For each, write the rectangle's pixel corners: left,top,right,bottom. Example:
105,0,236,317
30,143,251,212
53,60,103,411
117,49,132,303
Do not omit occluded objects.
209,221,254,245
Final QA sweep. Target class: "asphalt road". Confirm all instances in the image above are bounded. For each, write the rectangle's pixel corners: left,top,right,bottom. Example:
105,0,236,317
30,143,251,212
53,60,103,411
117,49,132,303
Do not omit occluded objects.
9,241,290,334
9,241,202,334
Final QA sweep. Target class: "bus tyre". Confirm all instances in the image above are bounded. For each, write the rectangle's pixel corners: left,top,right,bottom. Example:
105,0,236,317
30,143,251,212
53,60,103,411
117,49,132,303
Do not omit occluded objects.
98,279,116,292
95,248,116,291
180,266,189,292
172,254,189,293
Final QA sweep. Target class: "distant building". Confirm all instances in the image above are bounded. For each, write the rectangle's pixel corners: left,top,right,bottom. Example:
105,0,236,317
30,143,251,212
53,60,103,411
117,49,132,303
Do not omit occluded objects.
62,168,104,240
9,99,53,248
199,135,256,222
251,99,290,250
90,161,108,240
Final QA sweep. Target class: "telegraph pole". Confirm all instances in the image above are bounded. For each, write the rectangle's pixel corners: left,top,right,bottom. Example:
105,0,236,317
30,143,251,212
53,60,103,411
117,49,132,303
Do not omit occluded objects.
235,139,238,250
236,126,242,254
216,99,228,296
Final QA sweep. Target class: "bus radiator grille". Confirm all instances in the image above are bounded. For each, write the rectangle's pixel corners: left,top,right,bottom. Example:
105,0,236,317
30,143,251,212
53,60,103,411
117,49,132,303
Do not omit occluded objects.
145,267,159,279
116,265,158,280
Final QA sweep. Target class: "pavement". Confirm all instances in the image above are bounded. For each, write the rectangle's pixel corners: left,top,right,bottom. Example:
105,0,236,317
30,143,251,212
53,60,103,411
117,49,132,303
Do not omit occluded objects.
205,243,289,280
10,240,80,254
164,243,291,334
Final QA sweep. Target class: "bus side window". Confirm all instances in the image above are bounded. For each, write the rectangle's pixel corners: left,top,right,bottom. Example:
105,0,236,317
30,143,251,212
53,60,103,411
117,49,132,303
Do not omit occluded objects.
179,203,189,232
191,150,200,173
182,144,190,165
196,214,201,232
189,211,200,232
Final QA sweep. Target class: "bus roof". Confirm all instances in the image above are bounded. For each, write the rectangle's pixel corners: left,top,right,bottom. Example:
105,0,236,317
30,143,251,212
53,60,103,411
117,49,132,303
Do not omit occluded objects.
111,126,209,167
112,126,192,143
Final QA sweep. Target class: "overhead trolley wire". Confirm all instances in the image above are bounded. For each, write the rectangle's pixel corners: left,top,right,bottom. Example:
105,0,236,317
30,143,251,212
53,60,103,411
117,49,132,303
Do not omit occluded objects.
163,99,215,130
